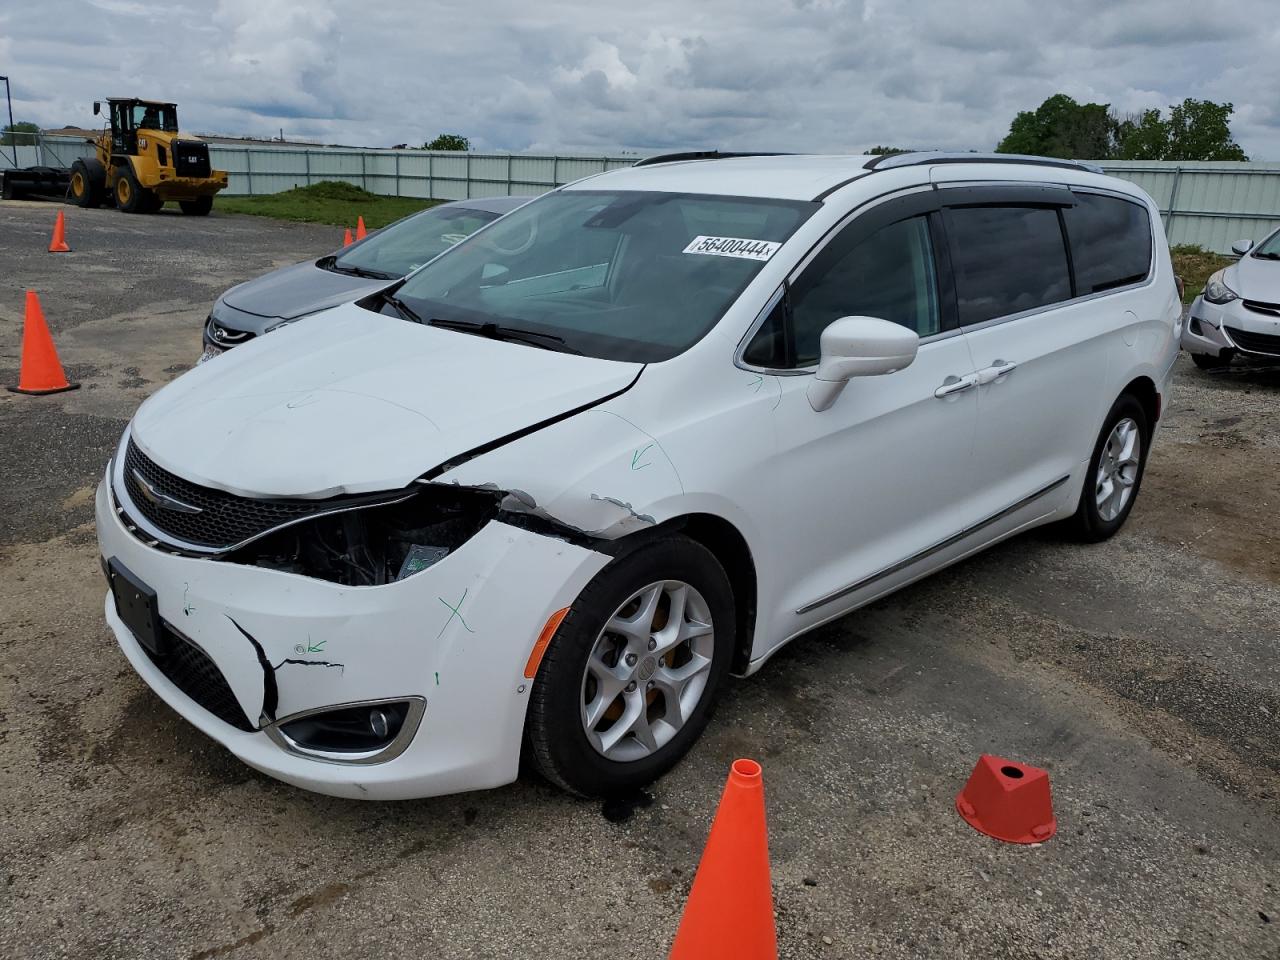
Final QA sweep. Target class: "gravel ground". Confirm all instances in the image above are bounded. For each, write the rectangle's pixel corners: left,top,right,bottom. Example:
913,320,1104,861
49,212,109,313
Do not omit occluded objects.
1,200,1277,960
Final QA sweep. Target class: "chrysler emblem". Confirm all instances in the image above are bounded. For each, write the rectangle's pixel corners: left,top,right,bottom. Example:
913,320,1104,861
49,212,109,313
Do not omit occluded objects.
131,469,203,514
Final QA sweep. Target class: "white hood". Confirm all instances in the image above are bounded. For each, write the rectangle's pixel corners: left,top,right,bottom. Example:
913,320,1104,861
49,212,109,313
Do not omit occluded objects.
130,302,642,498
1228,254,1280,303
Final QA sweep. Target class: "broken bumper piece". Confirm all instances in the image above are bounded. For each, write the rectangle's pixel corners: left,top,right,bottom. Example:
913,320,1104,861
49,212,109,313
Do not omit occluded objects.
95,477,609,800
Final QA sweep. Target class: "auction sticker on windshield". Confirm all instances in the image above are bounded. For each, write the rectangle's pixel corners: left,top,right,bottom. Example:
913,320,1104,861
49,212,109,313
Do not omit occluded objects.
683,236,781,261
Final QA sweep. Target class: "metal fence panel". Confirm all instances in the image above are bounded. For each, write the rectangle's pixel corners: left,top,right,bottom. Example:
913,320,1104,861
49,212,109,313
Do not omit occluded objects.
7,136,1280,252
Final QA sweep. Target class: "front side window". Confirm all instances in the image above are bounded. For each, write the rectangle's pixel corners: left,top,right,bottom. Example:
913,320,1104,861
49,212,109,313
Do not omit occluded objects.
743,215,941,368
1062,193,1152,293
945,206,1072,326
392,190,817,362
334,205,501,279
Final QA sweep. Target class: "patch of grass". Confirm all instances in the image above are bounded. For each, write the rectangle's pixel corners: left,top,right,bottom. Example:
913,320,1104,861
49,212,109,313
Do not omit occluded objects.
1170,243,1234,303
217,181,441,229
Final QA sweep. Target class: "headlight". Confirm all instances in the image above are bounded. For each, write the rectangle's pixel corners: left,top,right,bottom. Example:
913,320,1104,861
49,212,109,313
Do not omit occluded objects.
1203,270,1238,305
228,484,501,585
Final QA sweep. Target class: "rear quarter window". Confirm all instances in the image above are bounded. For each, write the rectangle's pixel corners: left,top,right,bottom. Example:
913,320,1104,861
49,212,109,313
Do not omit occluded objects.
945,206,1072,326
1062,193,1153,294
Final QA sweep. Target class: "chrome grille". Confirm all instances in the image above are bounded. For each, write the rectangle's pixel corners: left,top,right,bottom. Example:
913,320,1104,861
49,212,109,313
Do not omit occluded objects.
120,439,403,551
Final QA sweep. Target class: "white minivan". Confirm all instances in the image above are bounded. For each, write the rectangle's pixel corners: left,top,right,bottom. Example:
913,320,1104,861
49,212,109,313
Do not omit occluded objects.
96,153,1181,799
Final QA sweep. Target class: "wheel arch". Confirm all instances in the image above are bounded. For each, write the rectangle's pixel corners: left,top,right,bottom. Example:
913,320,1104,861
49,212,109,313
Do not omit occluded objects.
634,512,758,675
1120,375,1159,429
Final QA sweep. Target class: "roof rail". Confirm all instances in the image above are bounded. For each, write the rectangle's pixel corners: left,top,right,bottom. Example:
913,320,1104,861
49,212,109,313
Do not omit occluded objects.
633,150,793,167
864,152,1104,175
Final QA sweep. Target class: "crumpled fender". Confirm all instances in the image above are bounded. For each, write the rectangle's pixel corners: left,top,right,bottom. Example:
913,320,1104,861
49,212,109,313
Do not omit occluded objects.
434,408,685,539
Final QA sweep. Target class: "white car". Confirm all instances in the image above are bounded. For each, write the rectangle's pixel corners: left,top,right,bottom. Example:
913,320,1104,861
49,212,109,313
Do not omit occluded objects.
96,152,1181,800
1182,227,1280,368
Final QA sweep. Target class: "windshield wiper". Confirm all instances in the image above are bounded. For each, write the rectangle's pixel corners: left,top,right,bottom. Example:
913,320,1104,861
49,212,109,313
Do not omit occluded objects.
426,317,580,354
376,289,423,323
1252,251,1280,260
318,256,397,280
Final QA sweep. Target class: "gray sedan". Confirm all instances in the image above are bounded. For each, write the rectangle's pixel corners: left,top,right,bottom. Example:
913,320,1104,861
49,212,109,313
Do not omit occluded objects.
201,195,531,360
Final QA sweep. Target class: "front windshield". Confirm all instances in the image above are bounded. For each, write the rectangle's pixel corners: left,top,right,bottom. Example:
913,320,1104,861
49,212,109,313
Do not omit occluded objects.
335,204,502,278
391,190,818,362
132,104,177,132
1254,228,1280,258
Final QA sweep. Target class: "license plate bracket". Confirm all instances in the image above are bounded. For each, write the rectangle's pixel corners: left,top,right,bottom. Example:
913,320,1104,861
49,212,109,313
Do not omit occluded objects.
108,558,166,657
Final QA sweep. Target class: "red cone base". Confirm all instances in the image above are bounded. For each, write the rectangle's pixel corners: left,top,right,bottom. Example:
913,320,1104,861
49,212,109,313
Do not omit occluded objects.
956,754,1056,844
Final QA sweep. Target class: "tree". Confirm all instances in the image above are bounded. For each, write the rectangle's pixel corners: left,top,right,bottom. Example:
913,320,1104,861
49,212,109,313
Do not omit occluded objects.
1164,99,1248,161
1,121,40,146
995,94,1115,160
424,133,470,151
866,145,909,156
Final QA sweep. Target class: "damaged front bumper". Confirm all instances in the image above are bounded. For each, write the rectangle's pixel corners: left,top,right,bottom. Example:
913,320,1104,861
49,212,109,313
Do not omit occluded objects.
95,475,609,799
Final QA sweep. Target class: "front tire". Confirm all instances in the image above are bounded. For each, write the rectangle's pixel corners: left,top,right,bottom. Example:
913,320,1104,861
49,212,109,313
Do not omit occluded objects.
1064,394,1150,542
180,196,213,216
1191,349,1233,370
526,535,735,797
115,168,146,213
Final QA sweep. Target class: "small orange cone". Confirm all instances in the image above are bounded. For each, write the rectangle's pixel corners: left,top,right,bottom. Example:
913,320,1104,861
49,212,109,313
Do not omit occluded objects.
7,291,80,395
669,759,777,960
48,211,71,253
343,227,353,247
356,215,367,240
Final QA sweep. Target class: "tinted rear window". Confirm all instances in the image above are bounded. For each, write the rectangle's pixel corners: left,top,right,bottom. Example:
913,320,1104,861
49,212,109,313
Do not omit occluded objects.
945,206,1072,326
1063,193,1152,294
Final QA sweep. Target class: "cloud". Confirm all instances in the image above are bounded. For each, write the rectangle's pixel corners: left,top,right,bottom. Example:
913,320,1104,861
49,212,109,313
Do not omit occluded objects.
3,0,1277,158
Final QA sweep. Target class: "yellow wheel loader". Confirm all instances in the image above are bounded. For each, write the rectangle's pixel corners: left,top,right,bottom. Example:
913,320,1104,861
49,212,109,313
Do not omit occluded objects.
67,98,228,215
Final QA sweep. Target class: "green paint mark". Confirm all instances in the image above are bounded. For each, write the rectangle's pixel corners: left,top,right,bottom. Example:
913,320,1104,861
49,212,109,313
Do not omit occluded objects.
435,672,440,686
631,443,654,470
307,638,326,653
748,374,764,393
437,588,476,639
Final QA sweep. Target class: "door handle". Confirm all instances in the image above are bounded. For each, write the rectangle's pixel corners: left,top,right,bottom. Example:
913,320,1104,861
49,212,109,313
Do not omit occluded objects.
934,373,978,398
976,359,1018,385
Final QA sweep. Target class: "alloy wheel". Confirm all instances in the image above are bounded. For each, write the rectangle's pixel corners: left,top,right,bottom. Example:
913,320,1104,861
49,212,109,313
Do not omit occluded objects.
1095,417,1141,521
580,580,715,762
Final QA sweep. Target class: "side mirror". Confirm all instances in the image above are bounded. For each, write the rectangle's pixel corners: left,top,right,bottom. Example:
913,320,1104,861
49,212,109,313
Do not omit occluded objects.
93,101,101,116
807,316,919,412
1231,239,1254,256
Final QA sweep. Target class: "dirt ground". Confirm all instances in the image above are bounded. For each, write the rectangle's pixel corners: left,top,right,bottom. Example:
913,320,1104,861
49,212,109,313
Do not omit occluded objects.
1,201,1277,960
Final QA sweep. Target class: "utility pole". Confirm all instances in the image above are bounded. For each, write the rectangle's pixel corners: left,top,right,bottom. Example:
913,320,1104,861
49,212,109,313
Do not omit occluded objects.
0,76,17,167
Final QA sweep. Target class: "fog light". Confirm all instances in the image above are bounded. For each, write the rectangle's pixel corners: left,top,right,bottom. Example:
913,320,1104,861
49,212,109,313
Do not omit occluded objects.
267,697,426,764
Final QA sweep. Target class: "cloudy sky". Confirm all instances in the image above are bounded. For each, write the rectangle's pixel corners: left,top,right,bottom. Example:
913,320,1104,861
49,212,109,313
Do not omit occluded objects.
2,0,1276,158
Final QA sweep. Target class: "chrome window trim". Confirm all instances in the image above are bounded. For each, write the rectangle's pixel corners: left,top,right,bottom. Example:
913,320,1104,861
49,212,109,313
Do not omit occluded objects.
795,474,1071,615
263,696,427,765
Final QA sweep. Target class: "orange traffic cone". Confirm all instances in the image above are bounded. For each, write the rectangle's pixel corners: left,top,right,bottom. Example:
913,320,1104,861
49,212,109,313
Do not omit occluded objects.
669,759,776,960
7,291,80,395
343,227,353,247
956,754,1057,844
48,210,71,253
356,215,367,240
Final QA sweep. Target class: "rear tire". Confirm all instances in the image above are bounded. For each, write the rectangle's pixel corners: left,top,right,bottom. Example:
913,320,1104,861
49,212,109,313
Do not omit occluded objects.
115,168,146,213
525,535,735,797
1063,394,1150,543
70,161,98,208
141,191,164,214
179,196,213,216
